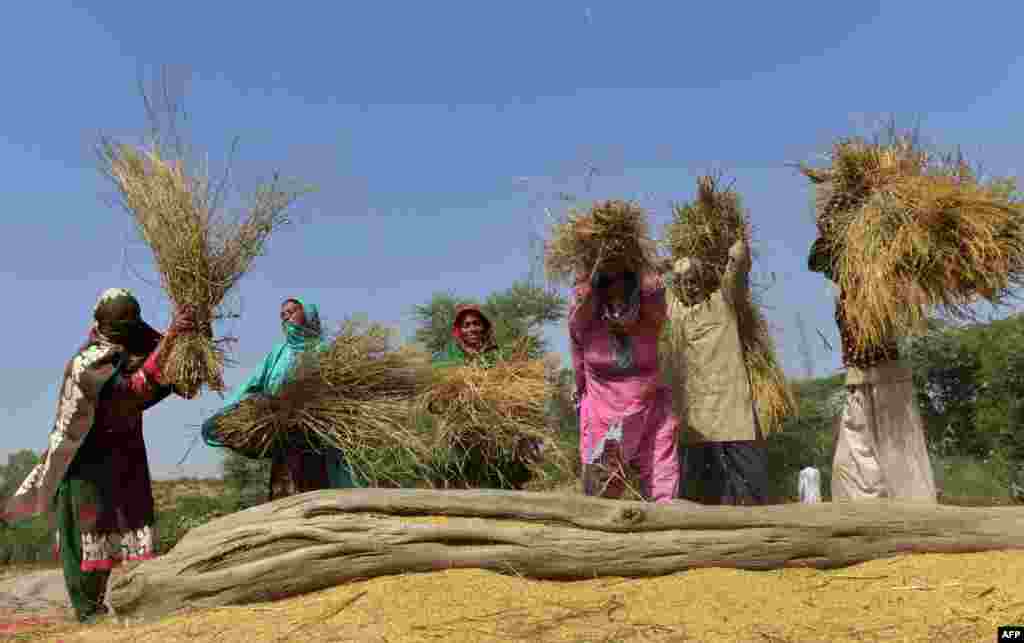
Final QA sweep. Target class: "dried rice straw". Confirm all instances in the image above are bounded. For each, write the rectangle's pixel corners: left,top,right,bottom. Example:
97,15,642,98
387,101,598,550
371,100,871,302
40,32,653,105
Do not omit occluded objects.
544,199,658,286
662,176,795,433
418,354,571,489
800,135,1024,353
206,319,435,486
99,141,308,398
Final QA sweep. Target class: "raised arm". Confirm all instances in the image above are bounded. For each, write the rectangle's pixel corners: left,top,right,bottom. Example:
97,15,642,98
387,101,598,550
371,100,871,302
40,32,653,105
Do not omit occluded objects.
569,323,586,403
637,273,668,334
723,238,752,303
104,350,170,408
567,274,600,338
808,236,836,282
106,306,196,406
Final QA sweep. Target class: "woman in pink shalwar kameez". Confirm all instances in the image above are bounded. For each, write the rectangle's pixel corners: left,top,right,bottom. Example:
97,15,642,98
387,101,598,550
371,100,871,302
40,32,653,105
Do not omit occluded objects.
570,267,680,503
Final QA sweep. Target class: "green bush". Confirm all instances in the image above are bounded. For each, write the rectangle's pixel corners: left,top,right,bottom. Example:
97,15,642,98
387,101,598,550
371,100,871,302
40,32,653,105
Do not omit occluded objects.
0,514,54,565
762,374,844,502
933,455,1015,505
154,492,241,553
0,491,246,567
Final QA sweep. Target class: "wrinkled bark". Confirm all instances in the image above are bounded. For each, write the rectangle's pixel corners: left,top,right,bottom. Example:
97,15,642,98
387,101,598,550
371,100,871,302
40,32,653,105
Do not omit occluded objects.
110,489,1024,620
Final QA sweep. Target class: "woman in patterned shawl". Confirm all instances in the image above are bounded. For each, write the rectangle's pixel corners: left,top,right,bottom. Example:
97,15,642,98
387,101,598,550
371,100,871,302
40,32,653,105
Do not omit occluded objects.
570,264,680,503
202,297,358,499
1,288,195,623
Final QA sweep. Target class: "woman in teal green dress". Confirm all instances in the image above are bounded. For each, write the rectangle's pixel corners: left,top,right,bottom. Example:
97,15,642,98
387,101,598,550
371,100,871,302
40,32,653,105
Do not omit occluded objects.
203,297,358,499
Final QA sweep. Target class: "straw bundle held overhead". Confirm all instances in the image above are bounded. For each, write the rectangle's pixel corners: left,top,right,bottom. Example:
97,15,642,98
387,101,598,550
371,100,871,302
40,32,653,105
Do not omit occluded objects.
419,356,570,489
544,199,658,286
98,142,308,398
664,175,750,278
208,320,434,484
801,135,1024,352
662,176,795,433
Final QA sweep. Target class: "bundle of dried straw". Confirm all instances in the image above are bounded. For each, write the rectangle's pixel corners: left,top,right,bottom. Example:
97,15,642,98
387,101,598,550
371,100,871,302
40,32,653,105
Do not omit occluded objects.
801,135,1024,351
99,142,307,398
662,176,795,433
419,356,569,488
205,320,434,483
664,176,749,278
544,199,658,286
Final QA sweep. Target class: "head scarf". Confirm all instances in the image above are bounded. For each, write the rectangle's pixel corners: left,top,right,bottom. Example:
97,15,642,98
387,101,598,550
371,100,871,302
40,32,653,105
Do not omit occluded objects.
452,304,495,354
281,298,323,349
91,288,162,370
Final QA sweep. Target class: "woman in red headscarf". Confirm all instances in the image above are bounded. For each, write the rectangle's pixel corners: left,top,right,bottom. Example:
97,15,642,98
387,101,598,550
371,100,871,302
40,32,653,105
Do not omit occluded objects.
434,304,502,367
429,304,537,488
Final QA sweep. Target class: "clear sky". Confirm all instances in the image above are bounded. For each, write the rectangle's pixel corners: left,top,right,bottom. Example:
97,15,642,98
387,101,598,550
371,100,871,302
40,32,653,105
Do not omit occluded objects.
2,2,1021,479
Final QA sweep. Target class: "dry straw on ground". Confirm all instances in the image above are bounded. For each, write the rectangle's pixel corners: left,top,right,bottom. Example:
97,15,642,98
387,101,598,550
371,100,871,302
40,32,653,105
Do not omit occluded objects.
663,176,795,433
419,354,570,489
207,320,434,485
98,141,308,398
801,134,1024,352
544,199,658,286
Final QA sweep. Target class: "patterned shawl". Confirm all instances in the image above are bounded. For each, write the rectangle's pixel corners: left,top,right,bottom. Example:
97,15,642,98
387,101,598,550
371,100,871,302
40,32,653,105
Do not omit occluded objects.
1,288,162,524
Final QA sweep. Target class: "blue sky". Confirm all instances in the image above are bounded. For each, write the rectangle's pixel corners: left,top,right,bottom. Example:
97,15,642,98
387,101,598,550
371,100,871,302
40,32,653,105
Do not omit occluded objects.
2,2,1022,479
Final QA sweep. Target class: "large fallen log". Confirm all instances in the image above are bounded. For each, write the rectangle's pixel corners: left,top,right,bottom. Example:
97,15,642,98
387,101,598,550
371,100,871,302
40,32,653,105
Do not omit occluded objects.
110,489,1024,619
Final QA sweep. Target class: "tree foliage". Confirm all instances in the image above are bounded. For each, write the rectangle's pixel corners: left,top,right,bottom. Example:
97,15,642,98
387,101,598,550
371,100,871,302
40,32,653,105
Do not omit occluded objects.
410,281,567,359
221,451,271,508
764,373,844,501
0,449,40,501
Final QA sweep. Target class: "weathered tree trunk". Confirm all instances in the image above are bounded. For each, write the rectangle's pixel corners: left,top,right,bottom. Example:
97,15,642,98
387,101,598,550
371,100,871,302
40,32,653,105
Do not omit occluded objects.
110,489,1024,620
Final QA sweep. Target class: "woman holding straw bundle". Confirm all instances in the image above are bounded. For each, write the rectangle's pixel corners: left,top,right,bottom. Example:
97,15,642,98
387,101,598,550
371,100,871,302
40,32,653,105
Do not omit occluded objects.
809,238,937,502
202,298,358,499
661,177,787,506
799,132,1024,502
429,304,538,490
667,236,771,505
557,200,680,503
1,288,194,623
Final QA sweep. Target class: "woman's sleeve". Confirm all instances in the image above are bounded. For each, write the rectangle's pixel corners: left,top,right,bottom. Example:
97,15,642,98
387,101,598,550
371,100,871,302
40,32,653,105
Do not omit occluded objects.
569,325,586,400
723,239,753,303
568,281,598,339
221,362,269,410
105,350,169,405
200,360,269,449
638,274,668,333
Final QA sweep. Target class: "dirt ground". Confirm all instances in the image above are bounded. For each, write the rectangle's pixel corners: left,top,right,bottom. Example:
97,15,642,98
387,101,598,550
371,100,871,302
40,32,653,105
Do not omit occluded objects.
2,550,1023,642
